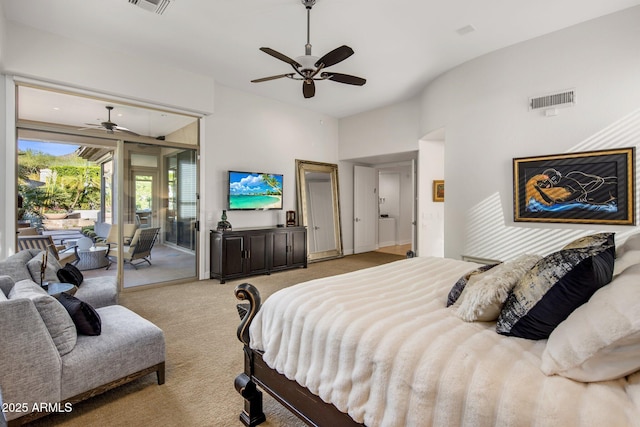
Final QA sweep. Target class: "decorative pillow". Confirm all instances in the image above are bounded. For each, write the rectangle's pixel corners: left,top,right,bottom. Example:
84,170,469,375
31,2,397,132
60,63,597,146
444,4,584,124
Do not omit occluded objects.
26,251,62,284
613,249,640,277
55,293,101,336
562,232,615,250
454,254,541,322
446,263,500,307
541,263,640,382
0,251,37,282
8,280,77,355
496,243,615,340
616,232,640,257
57,263,84,287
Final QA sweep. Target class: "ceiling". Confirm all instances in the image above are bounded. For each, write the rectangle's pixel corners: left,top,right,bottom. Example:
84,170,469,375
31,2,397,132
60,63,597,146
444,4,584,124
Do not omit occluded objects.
17,86,198,140
4,0,640,122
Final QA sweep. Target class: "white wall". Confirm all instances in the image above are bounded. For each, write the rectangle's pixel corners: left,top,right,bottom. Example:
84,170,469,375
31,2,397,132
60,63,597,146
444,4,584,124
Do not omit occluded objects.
203,84,340,234
420,7,640,260
418,140,444,257
3,22,215,114
339,96,422,160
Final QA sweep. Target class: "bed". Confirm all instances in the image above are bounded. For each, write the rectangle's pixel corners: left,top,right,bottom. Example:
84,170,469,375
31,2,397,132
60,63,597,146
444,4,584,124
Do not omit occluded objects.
234,233,640,427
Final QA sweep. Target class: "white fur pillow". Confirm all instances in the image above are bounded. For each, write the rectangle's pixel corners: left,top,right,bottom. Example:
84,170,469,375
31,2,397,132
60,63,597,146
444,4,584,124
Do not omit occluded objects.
541,263,640,382
455,254,541,322
617,232,640,257
613,249,640,277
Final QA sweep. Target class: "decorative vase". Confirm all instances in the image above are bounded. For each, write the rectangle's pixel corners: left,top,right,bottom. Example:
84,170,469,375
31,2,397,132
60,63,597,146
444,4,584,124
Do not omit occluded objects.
217,210,232,231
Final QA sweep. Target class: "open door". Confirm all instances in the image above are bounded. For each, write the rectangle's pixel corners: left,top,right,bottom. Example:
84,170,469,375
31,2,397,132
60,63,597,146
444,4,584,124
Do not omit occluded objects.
353,165,378,254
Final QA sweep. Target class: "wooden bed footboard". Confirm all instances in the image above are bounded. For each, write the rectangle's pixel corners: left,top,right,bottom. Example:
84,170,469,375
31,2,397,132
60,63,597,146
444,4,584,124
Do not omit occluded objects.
234,283,363,427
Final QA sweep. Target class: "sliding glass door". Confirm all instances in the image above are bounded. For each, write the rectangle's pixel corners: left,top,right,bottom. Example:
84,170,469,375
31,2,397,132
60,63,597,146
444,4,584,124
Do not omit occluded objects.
165,150,197,251
16,83,200,290
121,143,198,288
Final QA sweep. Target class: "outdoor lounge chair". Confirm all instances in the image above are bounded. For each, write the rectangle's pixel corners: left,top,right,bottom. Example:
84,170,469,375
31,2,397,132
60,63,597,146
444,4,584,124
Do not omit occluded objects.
96,223,138,245
106,227,159,270
17,235,79,265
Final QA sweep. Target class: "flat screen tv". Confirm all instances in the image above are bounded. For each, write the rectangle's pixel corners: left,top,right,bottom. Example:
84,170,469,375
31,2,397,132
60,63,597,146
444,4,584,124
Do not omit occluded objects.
228,171,283,210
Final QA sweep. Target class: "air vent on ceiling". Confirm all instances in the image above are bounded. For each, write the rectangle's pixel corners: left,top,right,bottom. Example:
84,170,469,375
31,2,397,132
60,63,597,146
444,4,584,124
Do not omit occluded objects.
529,89,575,111
128,0,172,14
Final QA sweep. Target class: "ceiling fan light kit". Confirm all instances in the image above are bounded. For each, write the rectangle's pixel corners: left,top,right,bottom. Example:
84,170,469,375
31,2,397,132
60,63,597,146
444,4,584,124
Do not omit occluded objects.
252,0,366,99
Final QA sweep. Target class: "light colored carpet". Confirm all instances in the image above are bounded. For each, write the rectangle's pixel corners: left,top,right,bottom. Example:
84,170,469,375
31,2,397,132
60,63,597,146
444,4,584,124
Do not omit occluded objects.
27,252,404,427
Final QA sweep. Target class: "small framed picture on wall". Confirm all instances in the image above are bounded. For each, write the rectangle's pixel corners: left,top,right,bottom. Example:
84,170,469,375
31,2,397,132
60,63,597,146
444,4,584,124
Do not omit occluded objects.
433,180,444,202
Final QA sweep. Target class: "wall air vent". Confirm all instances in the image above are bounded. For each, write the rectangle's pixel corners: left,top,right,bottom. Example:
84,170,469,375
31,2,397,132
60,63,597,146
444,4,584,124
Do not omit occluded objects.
128,0,172,15
529,89,575,111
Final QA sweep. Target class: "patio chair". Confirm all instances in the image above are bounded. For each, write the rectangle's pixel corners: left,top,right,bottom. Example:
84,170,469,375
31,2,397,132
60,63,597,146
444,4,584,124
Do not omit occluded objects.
96,223,138,245
17,234,79,265
106,227,159,270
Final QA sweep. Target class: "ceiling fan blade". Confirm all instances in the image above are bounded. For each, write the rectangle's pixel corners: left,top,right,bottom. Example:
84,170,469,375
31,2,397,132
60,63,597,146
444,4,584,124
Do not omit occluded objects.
114,126,140,136
251,73,293,83
260,47,302,68
315,45,354,68
324,72,366,86
303,80,315,99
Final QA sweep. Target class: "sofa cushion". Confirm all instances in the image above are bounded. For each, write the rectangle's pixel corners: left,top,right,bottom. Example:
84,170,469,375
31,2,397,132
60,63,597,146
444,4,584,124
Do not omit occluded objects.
56,293,101,336
60,304,165,400
496,243,615,340
0,250,35,283
75,276,119,308
8,280,77,356
0,276,13,298
26,251,62,284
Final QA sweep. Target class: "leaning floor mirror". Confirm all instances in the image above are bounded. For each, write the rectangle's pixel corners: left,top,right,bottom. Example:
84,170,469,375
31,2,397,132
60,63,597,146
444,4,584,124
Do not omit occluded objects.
295,159,343,262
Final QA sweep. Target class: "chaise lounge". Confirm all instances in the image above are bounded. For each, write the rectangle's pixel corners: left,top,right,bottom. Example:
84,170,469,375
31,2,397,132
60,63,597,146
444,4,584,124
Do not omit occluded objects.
0,249,166,425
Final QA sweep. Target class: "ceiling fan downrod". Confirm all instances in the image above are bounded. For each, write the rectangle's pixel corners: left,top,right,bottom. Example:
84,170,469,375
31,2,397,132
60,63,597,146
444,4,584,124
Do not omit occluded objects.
303,0,315,56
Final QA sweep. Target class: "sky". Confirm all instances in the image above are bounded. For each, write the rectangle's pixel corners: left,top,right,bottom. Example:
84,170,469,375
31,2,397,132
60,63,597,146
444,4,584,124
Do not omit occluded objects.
229,172,283,195
18,140,79,156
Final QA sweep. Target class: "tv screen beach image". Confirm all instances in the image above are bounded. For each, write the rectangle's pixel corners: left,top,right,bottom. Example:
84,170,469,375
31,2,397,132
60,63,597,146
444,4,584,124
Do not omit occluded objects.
229,172,283,210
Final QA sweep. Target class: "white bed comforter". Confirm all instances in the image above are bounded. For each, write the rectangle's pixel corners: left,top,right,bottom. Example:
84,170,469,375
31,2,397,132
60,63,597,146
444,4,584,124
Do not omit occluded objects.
249,257,640,427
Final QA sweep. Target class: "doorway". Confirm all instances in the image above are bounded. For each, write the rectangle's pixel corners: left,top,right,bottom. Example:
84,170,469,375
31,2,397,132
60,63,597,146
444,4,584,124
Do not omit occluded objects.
350,153,418,256
16,84,201,289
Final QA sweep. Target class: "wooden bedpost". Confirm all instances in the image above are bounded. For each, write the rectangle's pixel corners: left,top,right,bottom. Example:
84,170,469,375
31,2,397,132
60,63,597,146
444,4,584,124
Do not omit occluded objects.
234,283,266,426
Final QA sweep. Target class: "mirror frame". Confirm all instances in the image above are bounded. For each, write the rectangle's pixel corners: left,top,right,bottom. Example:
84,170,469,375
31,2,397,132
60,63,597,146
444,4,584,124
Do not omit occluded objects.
295,159,343,262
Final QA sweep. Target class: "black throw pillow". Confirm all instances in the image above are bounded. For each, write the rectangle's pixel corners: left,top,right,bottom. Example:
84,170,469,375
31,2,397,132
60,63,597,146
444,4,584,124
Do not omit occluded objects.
56,263,84,287
496,242,615,340
55,293,101,336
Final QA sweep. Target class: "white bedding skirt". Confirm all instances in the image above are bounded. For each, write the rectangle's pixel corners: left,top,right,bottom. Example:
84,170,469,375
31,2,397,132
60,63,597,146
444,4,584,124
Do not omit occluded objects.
249,257,640,427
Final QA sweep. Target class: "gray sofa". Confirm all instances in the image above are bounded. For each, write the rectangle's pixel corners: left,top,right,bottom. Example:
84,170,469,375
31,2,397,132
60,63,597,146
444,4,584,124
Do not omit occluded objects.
0,249,166,425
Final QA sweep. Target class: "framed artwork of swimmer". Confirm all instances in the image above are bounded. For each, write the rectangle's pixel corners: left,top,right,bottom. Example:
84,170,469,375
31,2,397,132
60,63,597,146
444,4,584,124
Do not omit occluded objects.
513,148,635,225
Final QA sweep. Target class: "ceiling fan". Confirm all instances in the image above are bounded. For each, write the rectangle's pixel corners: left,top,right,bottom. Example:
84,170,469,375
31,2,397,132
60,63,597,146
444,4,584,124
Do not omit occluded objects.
80,106,139,136
251,0,366,99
